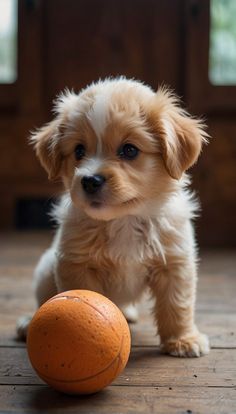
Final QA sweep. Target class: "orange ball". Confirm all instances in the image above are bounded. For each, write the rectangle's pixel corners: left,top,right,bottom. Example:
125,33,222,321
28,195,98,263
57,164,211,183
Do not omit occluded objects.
27,290,131,394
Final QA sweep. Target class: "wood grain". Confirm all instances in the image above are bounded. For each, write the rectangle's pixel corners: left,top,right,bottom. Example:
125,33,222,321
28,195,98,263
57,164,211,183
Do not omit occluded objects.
0,232,236,413
1,347,235,388
1,385,236,414
1,233,235,348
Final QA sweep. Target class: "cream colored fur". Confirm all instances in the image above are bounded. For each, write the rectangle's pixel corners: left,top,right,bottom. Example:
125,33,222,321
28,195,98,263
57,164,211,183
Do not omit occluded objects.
17,77,209,357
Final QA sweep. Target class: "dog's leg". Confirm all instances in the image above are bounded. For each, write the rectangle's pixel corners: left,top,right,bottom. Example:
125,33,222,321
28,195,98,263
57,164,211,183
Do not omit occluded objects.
16,248,57,340
34,248,58,306
120,304,139,323
16,315,32,340
149,259,209,357
56,260,139,323
55,259,105,294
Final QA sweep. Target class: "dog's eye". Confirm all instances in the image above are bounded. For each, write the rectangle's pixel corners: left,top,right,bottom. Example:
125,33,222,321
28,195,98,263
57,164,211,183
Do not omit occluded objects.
74,144,86,160
118,143,139,160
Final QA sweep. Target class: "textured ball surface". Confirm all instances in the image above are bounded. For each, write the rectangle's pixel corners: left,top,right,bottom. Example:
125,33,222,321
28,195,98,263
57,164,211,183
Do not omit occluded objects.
27,290,131,394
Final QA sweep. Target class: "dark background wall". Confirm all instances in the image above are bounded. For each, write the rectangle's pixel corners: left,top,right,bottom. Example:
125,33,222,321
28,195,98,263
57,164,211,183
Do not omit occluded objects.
0,0,236,247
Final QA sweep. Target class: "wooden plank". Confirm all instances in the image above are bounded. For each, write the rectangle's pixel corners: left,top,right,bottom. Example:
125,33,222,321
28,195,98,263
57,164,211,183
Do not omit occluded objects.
0,234,236,414
130,313,236,348
1,311,236,349
197,274,236,314
1,255,235,309
0,384,236,414
0,246,236,349
1,273,235,348
2,270,236,316
0,347,235,388
0,231,52,265
1,234,235,348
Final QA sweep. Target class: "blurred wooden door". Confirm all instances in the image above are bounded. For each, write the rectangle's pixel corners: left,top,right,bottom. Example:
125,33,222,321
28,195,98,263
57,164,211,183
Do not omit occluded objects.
1,0,235,247
185,0,236,246
0,0,184,230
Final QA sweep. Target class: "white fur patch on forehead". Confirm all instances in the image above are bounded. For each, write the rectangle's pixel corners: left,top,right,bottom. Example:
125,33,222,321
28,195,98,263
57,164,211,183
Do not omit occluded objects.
87,91,111,140
75,158,104,178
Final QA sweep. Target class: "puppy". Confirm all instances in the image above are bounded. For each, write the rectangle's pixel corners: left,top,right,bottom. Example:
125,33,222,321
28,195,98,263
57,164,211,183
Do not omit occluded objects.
17,77,209,357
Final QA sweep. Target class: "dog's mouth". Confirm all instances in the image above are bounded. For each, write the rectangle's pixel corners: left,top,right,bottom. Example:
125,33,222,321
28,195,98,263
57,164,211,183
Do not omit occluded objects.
90,201,104,208
88,197,139,209
79,195,143,220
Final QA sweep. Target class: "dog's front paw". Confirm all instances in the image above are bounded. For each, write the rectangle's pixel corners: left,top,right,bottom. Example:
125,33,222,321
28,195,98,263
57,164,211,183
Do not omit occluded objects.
162,332,210,357
16,315,32,341
121,304,139,323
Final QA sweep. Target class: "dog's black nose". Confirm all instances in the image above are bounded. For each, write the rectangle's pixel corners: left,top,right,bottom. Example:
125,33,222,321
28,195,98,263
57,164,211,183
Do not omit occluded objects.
81,175,106,194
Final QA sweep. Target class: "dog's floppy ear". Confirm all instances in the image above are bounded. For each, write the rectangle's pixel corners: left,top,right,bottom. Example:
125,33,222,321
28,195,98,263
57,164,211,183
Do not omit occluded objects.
149,88,208,180
30,119,63,181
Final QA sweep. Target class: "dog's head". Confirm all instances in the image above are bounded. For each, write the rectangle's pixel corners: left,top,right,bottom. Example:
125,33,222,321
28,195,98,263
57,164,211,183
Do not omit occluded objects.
31,78,207,220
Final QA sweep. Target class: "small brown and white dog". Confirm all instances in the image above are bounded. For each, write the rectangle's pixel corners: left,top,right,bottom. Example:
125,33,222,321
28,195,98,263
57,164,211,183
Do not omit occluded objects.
17,77,209,357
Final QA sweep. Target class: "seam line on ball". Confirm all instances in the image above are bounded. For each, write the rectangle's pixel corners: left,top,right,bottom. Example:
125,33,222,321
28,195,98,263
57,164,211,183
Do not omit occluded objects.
35,334,125,384
47,295,122,341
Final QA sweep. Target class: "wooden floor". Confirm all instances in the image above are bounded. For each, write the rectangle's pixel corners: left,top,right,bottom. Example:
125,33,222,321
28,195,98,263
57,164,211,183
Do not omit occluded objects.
0,232,236,414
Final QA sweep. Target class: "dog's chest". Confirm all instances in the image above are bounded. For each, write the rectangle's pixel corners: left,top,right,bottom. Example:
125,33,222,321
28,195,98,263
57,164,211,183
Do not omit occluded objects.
104,216,164,264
